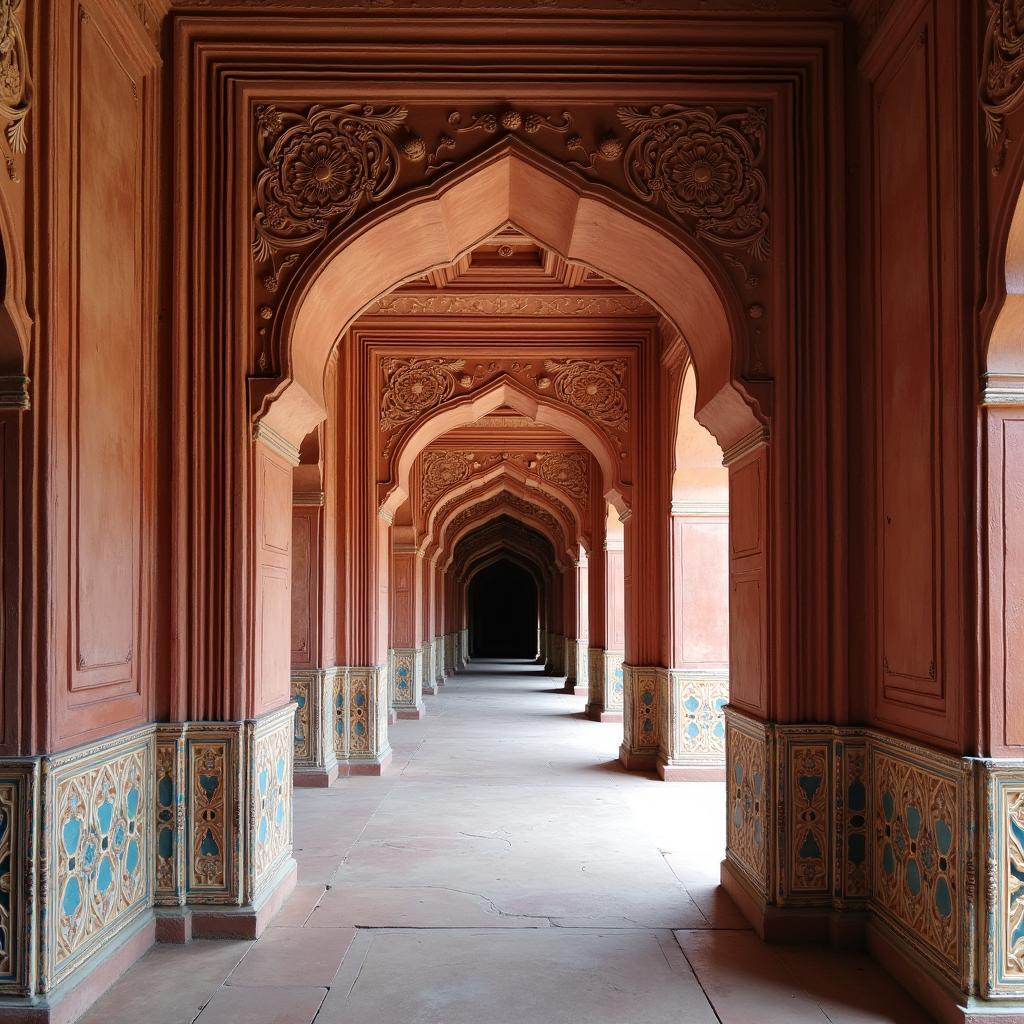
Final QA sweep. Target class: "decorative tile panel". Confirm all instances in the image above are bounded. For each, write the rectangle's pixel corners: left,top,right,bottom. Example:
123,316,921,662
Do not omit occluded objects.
837,740,869,901
291,676,311,762
785,740,830,895
0,764,37,996
622,666,663,756
153,729,185,906
725,709,769,898
248,704,294,899
871,740,969,987
663,670,727,769
981,762,1024,997
44,729,152,991
335,666,390,767
605,652,624,710
389,648,419,710
334,670,348,758
185,727,241,903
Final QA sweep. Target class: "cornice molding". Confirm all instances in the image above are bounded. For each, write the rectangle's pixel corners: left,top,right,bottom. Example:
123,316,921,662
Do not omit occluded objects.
722,424,769,466
253,421,300,465
0,374,29,410
292,490,325,506
981,372,1024,407
671,499,729,516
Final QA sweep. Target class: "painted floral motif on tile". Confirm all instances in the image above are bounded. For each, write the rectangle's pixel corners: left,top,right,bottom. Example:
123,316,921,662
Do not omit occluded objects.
51,740,149,986
189,741,229,892
1006,787,1024,976
334,673,348,758
291,678,311,762
726,718,767,892
154,738,184,902
0,775,26,990
391,651,415,708
348,672,370,756
840,743,868,899
627,669,660,751
873,750,959,977
252,716,292,888
677,675,727,756
789,744,829,892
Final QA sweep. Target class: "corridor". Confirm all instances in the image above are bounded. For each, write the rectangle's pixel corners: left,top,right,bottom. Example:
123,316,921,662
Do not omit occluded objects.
83,664,931,1024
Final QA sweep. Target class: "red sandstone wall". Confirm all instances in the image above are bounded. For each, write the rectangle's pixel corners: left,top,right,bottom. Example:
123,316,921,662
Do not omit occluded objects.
39,1,162,752
854,0,971,754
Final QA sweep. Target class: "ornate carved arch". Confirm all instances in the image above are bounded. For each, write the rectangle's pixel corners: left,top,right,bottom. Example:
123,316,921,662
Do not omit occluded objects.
260,139,761,454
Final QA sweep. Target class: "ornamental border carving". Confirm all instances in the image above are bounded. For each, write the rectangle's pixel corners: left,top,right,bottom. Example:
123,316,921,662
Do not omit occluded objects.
981,0,1024,157
0,0,31,160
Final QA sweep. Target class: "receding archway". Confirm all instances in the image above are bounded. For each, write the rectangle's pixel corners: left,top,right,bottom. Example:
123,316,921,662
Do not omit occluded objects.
468,559,539,659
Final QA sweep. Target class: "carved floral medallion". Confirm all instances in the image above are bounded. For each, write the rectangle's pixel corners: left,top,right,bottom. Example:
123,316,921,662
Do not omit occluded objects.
981,0,1024,151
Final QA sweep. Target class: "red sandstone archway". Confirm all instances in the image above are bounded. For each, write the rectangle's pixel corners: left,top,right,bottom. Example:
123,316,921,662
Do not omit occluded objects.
259,141,761,454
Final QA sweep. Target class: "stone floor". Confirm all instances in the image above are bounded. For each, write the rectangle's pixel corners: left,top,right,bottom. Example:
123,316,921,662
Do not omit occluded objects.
82,660,934,1024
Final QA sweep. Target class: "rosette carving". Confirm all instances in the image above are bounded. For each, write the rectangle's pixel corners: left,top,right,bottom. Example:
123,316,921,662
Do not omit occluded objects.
981,0,1024,151
252,104,407,270
379,357,467,434
617,105,770,261
421,450,476,508
536,452,589,509
542,358,628,434
0,0,30,155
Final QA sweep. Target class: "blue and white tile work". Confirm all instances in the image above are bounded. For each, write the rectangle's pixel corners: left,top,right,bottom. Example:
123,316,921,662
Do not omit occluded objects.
981,763,1024,998
248,704,294,900
154,728,185,906
44,728,153,992
0,763,37,996
389,648,420,713
724,708,770,898
291,668,339,782
663,670,727,771
332,666,391,769
870,738,971,989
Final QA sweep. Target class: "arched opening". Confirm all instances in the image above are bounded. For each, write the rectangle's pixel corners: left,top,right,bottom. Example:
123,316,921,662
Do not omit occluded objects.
467,559,538,659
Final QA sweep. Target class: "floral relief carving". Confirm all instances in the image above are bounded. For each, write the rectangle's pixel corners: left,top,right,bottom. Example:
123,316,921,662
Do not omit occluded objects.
616,105,770,260
252,104,408,272
379,357,467,435
534,452,589,509
420,450,477,509
541,358,629,434
0,0,30,157
981,0,1024,156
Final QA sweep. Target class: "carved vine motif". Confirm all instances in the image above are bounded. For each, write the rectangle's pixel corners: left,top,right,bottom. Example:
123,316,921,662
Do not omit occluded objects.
981,0,1024,158
379,356,467,434
420,450,477,508
541,358,628,434
252,104,408,272
0,0,30,158
369,293,654,317
533,452,589,509
616,105,770,260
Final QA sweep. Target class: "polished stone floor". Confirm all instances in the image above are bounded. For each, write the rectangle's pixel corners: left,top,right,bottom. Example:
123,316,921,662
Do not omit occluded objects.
82,660,933,1024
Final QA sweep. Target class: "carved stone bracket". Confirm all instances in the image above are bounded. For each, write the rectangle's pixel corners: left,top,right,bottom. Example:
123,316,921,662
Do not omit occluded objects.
0,0,31,161
981,0,1024,162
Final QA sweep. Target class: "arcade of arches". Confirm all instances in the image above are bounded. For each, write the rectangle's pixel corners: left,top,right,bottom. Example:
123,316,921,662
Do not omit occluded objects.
3,1,1024,1022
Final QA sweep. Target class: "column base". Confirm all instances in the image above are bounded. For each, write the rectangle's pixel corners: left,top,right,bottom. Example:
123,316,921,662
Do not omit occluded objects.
294,763,340,788
396,704,426,721
572,684,588,697
156,857,298,943
435,675,445,689
422,682,437,696
339,749,393,777
0,912,158,1024
586,705,623,723
387,708,398,726
657,761,725,782
562,678,577,694
618,743,657,772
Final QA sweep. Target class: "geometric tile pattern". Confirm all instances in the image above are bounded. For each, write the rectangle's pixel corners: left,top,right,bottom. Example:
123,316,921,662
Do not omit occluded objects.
45,729,152,992
622,665,662,760
0,764,36,996
871,744,965,987
249,706,294,895
663,670,727,769
724,710,769,897
154,730,186,906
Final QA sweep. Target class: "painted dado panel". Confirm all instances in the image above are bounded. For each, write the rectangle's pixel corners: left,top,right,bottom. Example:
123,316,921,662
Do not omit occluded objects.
253,445,294,716
729,449,767,717
866,0,964,750
50,1,158,750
